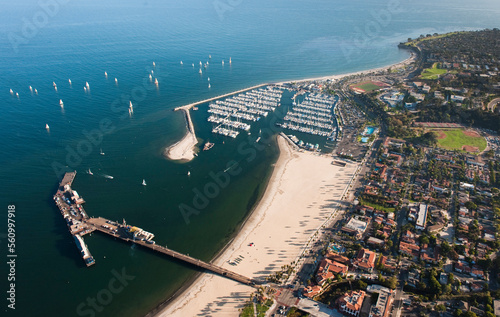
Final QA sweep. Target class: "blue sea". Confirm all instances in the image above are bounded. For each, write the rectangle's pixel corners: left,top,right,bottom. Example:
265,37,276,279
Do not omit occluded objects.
0,0,499,316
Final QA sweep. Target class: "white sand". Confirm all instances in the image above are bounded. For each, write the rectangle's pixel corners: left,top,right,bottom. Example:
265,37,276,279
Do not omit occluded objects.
157,136,358,317
164,109,197,162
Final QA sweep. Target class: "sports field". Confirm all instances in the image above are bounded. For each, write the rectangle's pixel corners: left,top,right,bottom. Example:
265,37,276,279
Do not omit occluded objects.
435,129,486,153
350,80,389,93
421,63,447,80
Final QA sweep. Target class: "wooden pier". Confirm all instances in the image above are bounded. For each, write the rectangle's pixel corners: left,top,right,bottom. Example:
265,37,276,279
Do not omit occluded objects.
56,173,258,286
85,217,257,286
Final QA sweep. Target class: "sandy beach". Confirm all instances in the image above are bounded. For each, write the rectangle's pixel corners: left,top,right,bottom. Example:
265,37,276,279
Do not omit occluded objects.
164,108,198,162
277,52,416,84
157,136,358,316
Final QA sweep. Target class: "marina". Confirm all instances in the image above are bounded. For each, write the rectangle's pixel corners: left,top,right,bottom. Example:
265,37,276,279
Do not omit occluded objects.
280,93,338,138
54,172,257,286
207,86,283,137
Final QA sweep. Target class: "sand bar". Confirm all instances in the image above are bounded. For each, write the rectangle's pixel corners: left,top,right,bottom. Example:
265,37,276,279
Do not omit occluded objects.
157,136,358,316
164,108,197,162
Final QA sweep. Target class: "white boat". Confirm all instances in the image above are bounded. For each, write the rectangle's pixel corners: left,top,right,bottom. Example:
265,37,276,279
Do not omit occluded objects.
209,54,211,59
85,82,89,88
222,60,224,65
199,61,202,66
34,89,38,95
9,89,13,95
68,79,72,85
53,81,57,87
149,74,152,81
45,124,50,129
100,148,105,155
103,175,113,179
88,169,93,175
84,87,87,92
199,69,202,74
129,101,133,108
187,171,191,176
16,92,19,98
208,83,211,88
192,63,194,67
142,179,146,186
151,70,154,75
114,78,118,83
180,61,183,65
104,71,108,77
29,86,33,92
59,99,64,107
152,62,155,67
229,57,232,64
154,78,159,85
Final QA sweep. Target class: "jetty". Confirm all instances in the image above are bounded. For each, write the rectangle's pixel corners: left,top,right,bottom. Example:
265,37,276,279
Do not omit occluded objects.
174,83,268,111
54,172,257,286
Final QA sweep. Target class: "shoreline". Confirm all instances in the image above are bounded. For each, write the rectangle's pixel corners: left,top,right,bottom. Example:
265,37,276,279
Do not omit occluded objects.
155,136,359,317
153,54,413,316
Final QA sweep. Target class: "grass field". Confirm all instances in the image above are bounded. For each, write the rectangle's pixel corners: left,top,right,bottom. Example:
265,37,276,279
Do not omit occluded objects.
435,129,487,153
421,62,447,79
350,81,387,93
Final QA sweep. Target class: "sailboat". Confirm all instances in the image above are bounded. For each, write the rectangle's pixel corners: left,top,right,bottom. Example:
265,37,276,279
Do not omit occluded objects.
68,79,72,85
45,124,50,130
9,89,13,95
104,71,108,78
207,77,210,82
59,99,64,107
187,171,191,176
84,87,87,92
100,148,105,155
152,62,155,67
34,89,38,95
114,78,118,84
180,61,183,65
29,86,33,93
149,74,152,81
16,92,19,98
192,63,194,67
154,78,159,85
88,169,93,175
222,60,224,65
209,54,211,59
229,57,232,64
208,83,211,88
199,69,202,74
142,179,147,186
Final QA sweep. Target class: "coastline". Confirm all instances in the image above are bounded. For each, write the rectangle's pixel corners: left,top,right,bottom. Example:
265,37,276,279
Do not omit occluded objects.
276,51,416,84
156,136,358,317
153,54,413,316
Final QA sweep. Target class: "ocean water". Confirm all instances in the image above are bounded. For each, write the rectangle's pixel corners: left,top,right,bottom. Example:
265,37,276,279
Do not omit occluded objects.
0,0,499,316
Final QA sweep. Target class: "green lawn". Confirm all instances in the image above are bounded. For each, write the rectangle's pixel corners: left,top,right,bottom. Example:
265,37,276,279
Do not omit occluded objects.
351,81,383,92
436,129,487,152
240,302,254,317
420,63,447,80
